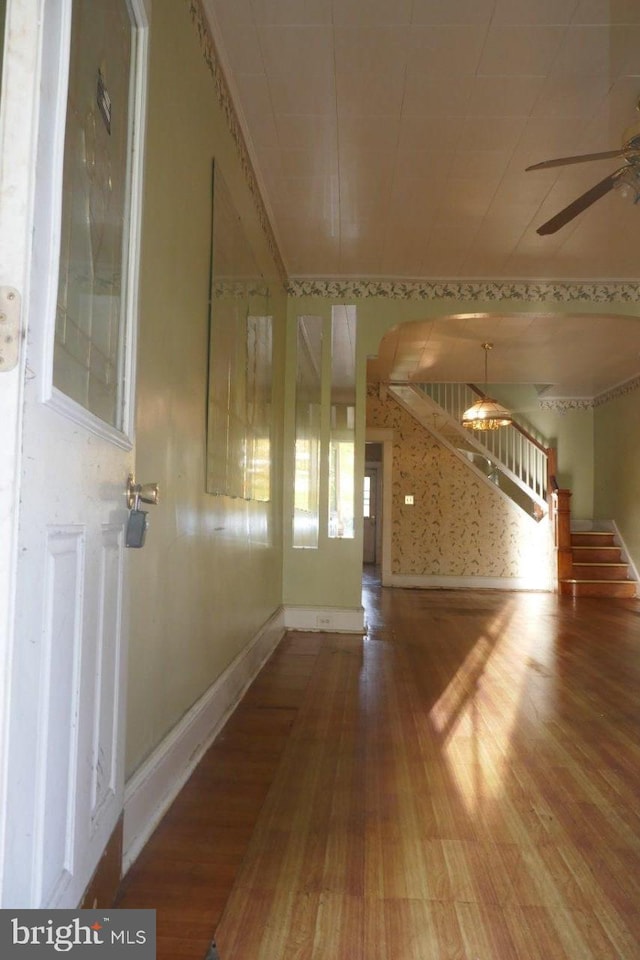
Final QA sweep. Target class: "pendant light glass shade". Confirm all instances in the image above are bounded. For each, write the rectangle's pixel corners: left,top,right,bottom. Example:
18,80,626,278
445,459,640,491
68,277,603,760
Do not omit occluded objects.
461,343,512,431
461,396,512,430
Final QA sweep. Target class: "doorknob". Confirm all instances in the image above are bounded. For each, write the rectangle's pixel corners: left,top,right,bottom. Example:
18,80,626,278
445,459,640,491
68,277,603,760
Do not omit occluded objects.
126,473,160,509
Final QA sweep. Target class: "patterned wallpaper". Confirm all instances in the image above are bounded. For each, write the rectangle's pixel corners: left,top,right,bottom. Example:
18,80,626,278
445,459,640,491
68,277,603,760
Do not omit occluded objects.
367,386,552,579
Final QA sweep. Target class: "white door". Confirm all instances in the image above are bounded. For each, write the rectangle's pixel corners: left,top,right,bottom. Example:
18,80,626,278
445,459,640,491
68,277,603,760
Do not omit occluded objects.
0,0,148,908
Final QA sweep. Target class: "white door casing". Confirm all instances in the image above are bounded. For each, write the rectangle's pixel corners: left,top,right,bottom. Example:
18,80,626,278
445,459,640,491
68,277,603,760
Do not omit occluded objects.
0,0,149,909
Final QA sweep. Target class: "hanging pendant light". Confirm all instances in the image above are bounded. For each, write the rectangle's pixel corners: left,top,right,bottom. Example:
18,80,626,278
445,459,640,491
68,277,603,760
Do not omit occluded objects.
461,342,512,431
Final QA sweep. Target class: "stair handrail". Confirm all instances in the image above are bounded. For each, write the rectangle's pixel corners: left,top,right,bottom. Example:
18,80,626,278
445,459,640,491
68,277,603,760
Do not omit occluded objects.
466,383,548,454
551,477,573,589
411,381,556,506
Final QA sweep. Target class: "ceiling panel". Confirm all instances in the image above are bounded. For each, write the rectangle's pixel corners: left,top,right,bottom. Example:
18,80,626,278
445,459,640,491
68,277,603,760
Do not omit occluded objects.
208,0,640,279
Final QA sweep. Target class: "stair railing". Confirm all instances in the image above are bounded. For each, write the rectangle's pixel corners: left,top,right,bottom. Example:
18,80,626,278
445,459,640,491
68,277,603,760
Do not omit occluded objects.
414,382,554,505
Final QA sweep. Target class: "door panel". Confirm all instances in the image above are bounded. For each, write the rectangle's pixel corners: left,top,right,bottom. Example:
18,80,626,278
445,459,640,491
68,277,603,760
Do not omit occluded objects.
36,527,85,906
91,523,125,826
0,0,148,908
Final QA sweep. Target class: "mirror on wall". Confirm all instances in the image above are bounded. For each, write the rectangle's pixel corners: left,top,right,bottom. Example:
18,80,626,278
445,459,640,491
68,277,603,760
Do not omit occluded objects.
328,305,356,539
206,163,272,500
293,315,322,548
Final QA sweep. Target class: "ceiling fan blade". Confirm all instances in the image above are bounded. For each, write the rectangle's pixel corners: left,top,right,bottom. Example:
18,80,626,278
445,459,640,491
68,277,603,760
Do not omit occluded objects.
526,149,625,171
536,170,623,236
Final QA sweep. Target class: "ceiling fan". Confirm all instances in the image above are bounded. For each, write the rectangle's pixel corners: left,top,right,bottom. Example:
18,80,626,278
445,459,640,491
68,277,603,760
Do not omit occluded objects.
526,117,640,236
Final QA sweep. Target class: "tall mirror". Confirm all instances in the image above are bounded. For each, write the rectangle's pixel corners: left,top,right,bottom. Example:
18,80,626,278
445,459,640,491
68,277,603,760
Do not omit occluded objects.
206,163,272,500
328,306,356,539
293,315,322,547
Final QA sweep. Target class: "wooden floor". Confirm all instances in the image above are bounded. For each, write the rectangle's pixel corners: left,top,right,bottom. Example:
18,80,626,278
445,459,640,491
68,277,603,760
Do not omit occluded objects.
117,573,640,959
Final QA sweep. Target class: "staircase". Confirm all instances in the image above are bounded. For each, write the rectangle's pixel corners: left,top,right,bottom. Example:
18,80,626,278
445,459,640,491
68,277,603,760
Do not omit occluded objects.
390,382,550,520
560,530,637,598
390,384,639,600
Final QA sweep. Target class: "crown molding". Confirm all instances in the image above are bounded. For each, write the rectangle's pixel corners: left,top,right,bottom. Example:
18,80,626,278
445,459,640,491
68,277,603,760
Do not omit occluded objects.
187,0,287,285
594,374,640,406
286,278,640,302
538,374,640,412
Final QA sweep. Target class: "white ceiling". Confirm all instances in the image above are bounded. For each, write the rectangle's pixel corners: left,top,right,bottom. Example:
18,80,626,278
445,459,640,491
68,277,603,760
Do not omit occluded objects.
202,0,640,399
204,0,640,282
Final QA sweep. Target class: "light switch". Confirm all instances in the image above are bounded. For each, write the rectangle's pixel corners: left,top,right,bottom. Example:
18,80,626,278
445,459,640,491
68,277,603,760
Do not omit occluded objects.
404,495,414,505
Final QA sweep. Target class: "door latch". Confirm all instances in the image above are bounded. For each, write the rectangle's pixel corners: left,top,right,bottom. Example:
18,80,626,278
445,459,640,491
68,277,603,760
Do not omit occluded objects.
126,474,159,548
0,287,21,372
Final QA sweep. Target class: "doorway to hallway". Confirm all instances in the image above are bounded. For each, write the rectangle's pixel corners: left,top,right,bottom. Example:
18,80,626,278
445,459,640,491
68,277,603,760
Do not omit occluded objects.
363,443,383,569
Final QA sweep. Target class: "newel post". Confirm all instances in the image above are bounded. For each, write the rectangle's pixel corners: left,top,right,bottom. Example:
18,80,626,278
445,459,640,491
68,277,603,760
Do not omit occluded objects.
546,448,557,514
552,487,573,587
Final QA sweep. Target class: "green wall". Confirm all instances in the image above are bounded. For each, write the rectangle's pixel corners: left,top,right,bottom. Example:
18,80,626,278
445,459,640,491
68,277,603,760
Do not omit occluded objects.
488,383,594,523
125,0,286,777
594,386,640,568
281,302,366,611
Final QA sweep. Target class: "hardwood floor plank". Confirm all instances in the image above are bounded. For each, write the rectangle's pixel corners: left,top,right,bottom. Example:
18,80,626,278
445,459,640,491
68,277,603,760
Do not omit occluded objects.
367,899,466,960
119,582,640,959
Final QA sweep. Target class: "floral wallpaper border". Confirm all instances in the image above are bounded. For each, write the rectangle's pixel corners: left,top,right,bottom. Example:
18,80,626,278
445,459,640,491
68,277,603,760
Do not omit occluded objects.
187,0,287,284
538,398,594,413
286,278,640,303
539,374,640,412
595,374,640,406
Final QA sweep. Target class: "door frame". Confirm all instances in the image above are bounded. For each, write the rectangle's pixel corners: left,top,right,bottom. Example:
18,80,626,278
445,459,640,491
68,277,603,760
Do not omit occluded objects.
0,0,45,890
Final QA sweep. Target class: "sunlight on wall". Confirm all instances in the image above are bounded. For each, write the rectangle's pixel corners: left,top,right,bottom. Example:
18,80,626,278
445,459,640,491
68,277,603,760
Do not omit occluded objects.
507,510,555,590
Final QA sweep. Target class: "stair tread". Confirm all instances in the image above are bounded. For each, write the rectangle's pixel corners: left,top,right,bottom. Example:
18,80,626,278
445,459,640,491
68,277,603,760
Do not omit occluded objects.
572,562,627,566
564,530,636,597
563,578,634,584
571,530,614,535
572,545,619,550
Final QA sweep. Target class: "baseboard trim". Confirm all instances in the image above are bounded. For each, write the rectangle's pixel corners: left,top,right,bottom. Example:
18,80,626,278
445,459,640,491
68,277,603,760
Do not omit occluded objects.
122,606,286,872
611,521,640,596
387,574,552,591
283,605,365,633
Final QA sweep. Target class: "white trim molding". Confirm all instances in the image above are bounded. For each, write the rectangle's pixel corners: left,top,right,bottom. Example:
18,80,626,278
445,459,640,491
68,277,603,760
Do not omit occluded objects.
385,574,553,592
123,606,285,871
611,521,640,595
283,605,365,633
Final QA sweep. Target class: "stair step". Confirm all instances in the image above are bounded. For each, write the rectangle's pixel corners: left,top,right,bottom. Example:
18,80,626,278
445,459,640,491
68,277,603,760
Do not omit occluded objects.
571,545,622,563
560,579,637,599
571,531,615,547
572,562,629,580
